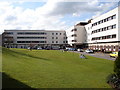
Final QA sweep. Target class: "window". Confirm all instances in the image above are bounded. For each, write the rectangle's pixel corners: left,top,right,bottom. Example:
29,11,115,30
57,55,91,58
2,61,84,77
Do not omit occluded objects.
56,41,58,43
104,27,107,31
107,26,111,30
5,32,13,34
60,33,61,35
107,35,111,39
56,37,58,39
104,19,107,22
112,34,116,38
112,24,116,29
17,32,46,35
56,33,58,35
52,41,54,43
52,33,54,35
52,37,54,39
17,37,47,39
98,29,100,32
71,34,77,37
17,41,46,43
72,40,77,42
112,15,116,19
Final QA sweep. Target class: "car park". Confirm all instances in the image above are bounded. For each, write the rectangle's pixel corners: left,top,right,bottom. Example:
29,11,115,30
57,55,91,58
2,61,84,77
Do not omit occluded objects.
85,49,94,53
37,47,42,50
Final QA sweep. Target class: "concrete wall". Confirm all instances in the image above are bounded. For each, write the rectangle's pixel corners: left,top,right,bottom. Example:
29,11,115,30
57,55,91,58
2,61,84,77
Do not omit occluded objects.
3,30,67,48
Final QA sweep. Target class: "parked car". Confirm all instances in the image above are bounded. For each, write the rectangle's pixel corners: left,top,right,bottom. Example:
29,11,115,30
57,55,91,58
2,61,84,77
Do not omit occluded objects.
110,52,118,58
77,49,84,52
85,49,94,53
66,47,76,51
37,47,42,50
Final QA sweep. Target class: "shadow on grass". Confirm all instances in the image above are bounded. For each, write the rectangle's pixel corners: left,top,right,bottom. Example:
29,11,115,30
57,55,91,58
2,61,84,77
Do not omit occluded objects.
2,48,49,61
2,72,35,89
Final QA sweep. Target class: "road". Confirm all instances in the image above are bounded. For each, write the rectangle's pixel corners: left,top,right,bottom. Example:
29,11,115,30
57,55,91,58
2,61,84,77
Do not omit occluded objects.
73,51,116,61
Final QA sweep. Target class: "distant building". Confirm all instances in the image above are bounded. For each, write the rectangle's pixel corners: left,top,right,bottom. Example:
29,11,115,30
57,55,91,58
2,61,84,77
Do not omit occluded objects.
85,5,120,51
66,22,88,48
2,30,68,49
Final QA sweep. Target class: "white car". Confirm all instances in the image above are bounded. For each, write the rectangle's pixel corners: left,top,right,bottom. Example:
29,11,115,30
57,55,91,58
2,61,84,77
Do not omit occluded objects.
37,47,42,50
85,49,94,53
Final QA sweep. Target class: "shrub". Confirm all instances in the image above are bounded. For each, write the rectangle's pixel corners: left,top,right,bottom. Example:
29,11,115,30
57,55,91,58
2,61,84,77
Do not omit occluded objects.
114,51,120,78
107,51,120,89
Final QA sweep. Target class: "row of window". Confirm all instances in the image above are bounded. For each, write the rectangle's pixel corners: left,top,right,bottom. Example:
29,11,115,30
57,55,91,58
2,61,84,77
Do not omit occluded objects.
92,14,116,27
17,37,47,39
4,32,13,34
17,32,47,35
91,24,116,34
72,40,77,42
17,41,47,43
52,33,66,35
71,28,77,32
91,34,116,41
51,41,67,43
71,34,77,37
52,37,67,39
5,41,13,43
17,41,67,44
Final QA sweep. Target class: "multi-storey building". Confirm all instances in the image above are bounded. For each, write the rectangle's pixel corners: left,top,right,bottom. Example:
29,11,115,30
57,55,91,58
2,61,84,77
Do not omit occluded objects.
66,22,88,48
3,30,68,49
85,5,120,51
2,5,120,51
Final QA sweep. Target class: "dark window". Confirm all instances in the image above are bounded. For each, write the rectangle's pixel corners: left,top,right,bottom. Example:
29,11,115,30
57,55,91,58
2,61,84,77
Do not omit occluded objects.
5,32,13,34
17,32,46,35
112,34,116,38
112,24,116,29
17,41,46,43
104,19,107,22
112,15,116,19
71,34,77,37
52,33,54,35
17,37,47,39
72,40,77,42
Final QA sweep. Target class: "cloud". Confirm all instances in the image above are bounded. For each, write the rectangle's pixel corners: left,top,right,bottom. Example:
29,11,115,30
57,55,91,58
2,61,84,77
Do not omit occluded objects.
0,0,117,34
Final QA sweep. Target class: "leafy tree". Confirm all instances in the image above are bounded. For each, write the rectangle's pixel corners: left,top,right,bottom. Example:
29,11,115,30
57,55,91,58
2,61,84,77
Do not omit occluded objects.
114,51,120,77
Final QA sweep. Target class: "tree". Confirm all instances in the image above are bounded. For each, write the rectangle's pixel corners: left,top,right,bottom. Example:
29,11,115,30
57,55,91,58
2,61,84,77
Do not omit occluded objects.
114,51,120,77
107,51,120,89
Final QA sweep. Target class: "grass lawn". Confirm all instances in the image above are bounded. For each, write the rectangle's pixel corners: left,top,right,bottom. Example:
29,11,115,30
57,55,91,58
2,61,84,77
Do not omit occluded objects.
2,47,114,88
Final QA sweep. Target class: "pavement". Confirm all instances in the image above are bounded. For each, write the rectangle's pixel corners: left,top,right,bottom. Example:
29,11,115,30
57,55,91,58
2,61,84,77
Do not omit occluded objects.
73,51,116,61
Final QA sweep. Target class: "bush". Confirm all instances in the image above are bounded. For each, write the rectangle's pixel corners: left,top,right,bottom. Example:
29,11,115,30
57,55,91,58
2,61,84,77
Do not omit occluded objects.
114,51,120,78
107,51,120,89
107,74,120,88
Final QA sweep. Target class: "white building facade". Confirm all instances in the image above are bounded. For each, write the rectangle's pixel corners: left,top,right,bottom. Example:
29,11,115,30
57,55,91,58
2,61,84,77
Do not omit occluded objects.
3,30,68,49
66,22,88,48
85,5,120,51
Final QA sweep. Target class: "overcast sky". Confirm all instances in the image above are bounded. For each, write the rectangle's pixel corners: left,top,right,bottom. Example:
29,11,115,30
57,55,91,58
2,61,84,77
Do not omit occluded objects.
0,0,119,34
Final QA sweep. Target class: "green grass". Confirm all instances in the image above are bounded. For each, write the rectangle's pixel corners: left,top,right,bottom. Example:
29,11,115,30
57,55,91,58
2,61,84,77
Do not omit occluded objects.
2,47,114,88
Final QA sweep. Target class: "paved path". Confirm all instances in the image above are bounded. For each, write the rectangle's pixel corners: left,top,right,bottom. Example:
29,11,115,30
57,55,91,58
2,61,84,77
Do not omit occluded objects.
73,51,116,61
